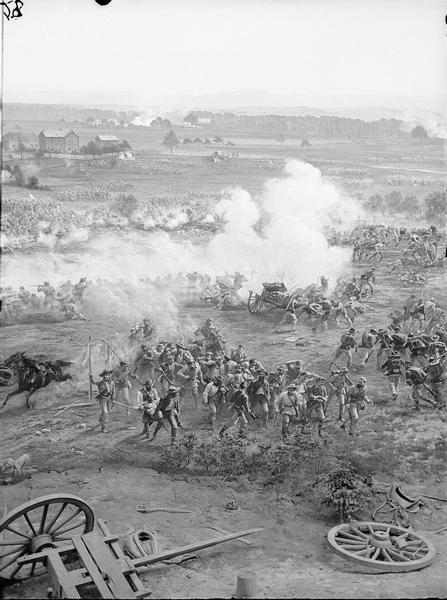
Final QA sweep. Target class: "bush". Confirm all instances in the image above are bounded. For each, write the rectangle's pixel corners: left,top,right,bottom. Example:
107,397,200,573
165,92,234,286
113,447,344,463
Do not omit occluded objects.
315,462,371,522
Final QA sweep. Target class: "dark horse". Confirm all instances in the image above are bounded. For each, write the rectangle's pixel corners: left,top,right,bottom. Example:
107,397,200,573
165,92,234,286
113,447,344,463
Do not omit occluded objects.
2,352,72,409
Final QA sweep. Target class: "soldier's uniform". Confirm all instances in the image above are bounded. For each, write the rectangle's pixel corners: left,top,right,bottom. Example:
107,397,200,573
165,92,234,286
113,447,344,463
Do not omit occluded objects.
276,386,304,438
219,384,250,436
248,372,270,427
137,383,160,437
332,329,357,368
425,358,446,408
306,378,327,436
203,377,227,430
342,381,371,436
330,369,350,420
381,353,405,400
90,371,116,433
405,365,435,410
178,361,204,409
152,386,181,444
113,362,133,415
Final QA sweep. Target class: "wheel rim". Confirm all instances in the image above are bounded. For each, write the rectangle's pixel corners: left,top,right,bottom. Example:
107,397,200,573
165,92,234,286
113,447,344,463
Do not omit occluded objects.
327,521,435,572
248,293,263,313
0,494,94,582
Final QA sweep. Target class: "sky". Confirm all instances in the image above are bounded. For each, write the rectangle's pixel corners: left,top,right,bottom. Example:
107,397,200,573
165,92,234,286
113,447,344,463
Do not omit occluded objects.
2,0,447,110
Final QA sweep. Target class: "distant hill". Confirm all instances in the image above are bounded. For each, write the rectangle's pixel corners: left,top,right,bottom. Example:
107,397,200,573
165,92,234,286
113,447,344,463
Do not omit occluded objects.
3,103,139,123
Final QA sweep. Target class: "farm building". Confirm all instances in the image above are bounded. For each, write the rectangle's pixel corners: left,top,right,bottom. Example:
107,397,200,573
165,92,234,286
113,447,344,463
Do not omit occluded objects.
38,129,79,153
95,135,120,148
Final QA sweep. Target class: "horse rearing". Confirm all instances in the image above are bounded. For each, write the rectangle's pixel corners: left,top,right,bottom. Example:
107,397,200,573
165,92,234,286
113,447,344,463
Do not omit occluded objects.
2,352,72,409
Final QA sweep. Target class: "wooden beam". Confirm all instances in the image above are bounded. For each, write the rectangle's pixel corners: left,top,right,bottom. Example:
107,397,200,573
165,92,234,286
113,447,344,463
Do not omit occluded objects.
133,528,263,568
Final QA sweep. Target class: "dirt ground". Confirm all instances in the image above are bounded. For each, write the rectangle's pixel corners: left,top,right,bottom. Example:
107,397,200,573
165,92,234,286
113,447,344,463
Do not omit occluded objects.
1,245,447,598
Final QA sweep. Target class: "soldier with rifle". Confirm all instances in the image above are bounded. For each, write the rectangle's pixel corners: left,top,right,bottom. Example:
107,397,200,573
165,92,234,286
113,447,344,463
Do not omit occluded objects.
359,328,378,365
425,355,446,409
306,377,328,437
89,369,116,433
329,366,352,420
150,385,182,445
331,328,357,369
275,384,304,439
219,381,254,436
136,379,161,438
375,328,393,369
248,369,271,428
381,351,405,401
342,377,372,437
404,362,436,410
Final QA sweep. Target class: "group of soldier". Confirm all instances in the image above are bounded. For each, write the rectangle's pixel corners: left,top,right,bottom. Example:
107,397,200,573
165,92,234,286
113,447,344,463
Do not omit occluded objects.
0,278,88,322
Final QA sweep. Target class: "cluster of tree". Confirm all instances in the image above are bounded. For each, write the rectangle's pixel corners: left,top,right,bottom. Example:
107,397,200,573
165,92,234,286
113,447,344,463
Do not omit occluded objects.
361,190,446,225
183,111,405,138
3,103,138,124
182,136,223,145
4,164,39,189
150,117,172,129
79,140,131,157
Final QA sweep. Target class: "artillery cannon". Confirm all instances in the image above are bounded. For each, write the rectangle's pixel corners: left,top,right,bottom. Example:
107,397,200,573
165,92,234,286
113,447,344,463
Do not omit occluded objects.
247,281,296,314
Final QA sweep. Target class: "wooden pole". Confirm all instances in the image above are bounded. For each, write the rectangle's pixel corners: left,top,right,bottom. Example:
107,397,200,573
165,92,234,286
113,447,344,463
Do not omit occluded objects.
88,335,93,401
55,397,92,417
132,528,263,569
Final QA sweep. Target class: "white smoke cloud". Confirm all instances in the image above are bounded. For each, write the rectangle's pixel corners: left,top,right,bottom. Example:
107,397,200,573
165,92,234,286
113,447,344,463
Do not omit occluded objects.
399,109,447,139
2,160,362,330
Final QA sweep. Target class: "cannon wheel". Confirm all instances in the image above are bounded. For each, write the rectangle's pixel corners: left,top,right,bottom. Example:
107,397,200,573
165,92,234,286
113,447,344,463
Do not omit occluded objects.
0,493,94,583
247,292,265,314
327,521,435,572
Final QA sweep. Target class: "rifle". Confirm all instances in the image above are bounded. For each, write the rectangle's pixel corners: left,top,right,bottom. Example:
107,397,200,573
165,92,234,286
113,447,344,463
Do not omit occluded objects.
364,338,381,363
153,358,174,386
330,361,353,385
102,339,143,384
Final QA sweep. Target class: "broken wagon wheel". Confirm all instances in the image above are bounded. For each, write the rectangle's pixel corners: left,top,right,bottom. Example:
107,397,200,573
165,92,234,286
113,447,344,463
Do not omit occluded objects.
0,493,94,583
247,293,264,314
327,521,435,572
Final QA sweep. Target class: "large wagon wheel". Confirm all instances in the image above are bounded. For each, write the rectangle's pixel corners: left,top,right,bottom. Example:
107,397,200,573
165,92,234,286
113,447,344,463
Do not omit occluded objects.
0,493,94,584
247,292,265,314
327,521,435,572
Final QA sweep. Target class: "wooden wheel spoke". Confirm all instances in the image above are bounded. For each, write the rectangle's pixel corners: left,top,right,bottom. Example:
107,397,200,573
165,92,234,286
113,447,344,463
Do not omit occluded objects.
381,548,392,562
0,545,28,558
23,513,37,537
387,548,410,562
350,527,368,539
39,504,49,535
337,530,365,542
4,526,31,540
8,561,25,580
44,502,67,533
52,517,86,538
0,540,26,547
371,548,380,560
48,507,80,535
0,549,27,572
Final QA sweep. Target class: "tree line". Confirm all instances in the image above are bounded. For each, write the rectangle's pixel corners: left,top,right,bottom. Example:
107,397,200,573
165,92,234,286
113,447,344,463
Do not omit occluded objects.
358,190,446,225
184,111,407,138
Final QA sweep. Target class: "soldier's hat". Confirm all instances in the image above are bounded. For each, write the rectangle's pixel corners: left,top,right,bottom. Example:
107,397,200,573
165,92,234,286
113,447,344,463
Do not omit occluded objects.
167,385,180,394
215,375,223,382
428,357,436,363
258,369,268,376
144,378,153,386
287,384,297,390
277,365,285,372
316,376,325,382
99,369,113,377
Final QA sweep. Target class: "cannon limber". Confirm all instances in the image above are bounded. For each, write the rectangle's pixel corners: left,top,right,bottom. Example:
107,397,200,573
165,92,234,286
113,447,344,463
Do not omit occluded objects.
0,494,263,598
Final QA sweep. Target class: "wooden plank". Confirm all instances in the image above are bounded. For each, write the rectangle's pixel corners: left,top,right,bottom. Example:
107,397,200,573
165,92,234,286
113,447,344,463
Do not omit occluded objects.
46,549,81,599
96,519,149,597
208,526,252,545
133,528,263,568
82,531,138,599
72,536,115,599
18,543,74,565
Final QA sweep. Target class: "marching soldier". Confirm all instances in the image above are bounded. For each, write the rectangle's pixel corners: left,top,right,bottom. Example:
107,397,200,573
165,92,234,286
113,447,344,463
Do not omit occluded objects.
177,357,204,410
360,328,378,365
113,361,134,416
425,356,446,409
